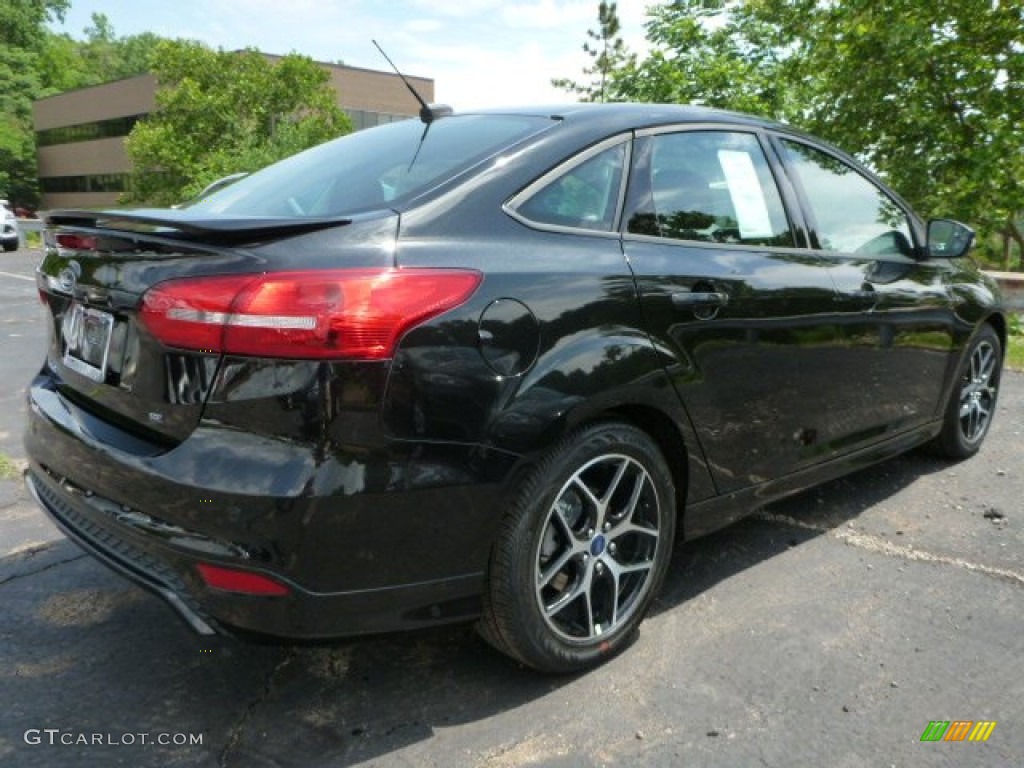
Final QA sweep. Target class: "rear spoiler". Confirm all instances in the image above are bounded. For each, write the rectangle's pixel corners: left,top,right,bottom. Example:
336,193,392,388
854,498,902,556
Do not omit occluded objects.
45,208,352,244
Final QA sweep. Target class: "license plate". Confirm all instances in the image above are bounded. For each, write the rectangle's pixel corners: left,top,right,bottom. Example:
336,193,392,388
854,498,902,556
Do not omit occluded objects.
62,304,114,382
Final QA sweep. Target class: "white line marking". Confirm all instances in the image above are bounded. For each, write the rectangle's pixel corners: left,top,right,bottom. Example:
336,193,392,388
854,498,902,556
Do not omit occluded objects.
757,511,1024,587
0,271,34,282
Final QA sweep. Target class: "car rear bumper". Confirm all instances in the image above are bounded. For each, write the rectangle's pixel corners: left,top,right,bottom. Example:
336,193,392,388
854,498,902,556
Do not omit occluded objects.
27,463,493,638
26,468,219,635
23,372,518,639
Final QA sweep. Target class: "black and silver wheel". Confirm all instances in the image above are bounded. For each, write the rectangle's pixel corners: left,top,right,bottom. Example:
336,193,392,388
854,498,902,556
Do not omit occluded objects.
480,422,676,673
931,324,1002,459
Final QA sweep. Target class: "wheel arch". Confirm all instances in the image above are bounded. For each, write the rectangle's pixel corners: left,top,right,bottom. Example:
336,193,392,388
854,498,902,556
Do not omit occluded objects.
494,396,704,544
985,311,1007,353
519,400,699,541
601,403,690,540
481,327,718,522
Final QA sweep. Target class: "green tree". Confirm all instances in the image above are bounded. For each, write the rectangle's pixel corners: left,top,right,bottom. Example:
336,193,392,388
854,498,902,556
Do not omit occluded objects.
38,14,162,94
597,0,1024,268
610,1,798,115
124,41,352,205
0,0,69,205
552,2,634,102
743,0,1024,268
1,6,159,206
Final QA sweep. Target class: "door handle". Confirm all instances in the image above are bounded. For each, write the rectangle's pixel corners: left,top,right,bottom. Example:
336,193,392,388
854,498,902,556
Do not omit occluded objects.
671,291,729,309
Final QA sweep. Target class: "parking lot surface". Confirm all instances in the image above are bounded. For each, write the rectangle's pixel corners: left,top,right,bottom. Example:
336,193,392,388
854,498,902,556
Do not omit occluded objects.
1,247,1021,766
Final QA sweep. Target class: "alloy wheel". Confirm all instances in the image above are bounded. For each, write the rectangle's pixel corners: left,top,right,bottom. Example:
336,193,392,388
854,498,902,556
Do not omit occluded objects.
534,453,662,643
958,339,998,444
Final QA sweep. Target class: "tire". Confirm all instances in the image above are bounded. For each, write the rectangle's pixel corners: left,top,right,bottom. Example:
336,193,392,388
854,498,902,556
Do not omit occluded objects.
930,324,1002,459
2,240,16,252
479,422,676,673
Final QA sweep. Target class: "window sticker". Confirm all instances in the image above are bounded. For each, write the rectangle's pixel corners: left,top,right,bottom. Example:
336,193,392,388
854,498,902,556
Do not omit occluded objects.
718,150,773,239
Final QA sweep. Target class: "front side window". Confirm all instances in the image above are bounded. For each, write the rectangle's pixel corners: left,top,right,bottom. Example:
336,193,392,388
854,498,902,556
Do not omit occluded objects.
781,140,914,256
514,143,625,232
628,131,794,247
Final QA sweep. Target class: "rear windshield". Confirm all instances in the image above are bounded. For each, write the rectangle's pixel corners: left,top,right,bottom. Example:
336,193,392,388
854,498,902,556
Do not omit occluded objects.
187,114,554,218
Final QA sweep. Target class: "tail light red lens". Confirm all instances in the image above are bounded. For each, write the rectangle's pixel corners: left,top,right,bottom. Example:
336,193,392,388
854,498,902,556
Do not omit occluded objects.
55,233,99,251
139,268,482,360
196,563,290,596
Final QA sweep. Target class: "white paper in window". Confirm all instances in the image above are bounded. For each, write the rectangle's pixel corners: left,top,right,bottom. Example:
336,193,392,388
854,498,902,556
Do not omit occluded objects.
718,150,773,239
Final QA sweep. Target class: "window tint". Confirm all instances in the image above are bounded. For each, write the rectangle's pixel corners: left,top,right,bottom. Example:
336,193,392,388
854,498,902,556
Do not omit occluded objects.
515,144,625,231
781,140,913,256
629,131,793,247
188,115,554,218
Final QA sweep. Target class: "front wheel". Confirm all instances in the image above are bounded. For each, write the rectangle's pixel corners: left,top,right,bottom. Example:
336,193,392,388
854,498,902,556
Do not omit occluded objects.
930,324,1002,459
479,422,676,673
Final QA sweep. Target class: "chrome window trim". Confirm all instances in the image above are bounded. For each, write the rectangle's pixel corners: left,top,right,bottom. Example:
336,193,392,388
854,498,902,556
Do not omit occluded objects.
628,124,797,248
622,229,816,255
633,122,761,138
504,133,633,237
771,134,922,254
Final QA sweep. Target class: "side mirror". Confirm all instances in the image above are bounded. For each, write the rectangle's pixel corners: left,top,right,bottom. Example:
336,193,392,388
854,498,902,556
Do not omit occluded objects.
927,219,974,259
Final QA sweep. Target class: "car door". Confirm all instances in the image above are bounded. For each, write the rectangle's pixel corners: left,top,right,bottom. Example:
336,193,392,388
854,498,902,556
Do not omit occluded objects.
622,127,852,493
773,137,956,437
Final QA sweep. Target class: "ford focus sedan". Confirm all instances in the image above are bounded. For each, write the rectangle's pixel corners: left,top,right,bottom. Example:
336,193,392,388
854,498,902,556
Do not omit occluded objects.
25,104,1004,673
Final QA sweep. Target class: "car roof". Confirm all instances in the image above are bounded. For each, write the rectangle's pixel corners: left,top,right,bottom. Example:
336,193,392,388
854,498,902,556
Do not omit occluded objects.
457,102,871,179
462,102,789,134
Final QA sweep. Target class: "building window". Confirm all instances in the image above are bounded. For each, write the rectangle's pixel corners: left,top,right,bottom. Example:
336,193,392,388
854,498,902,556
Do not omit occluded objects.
41,174,129,194
344,109,413,131
37,115,146,147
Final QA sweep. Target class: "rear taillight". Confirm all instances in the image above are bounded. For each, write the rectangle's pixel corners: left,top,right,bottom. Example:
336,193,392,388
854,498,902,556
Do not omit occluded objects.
55,233,99,250
139,268,482,360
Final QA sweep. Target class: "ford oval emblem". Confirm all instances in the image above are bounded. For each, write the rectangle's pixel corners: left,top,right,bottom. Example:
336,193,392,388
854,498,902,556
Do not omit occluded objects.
57,267,77,293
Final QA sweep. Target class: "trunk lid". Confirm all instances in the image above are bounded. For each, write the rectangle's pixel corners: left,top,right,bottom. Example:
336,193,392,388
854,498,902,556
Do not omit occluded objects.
37,208,398,444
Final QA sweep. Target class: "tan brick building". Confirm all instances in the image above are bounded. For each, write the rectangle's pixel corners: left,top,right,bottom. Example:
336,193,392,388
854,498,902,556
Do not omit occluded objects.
33,61,434,209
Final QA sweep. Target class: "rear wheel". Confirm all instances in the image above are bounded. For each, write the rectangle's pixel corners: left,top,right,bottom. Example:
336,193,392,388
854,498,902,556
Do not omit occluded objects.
2,240,16,252
930,324,1002,459
480,422,676,673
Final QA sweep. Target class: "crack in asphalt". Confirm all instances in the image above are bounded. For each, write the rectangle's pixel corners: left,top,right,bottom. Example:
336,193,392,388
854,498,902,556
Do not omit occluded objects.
218,648,298,768
757,512,1024,587
0,549,87,587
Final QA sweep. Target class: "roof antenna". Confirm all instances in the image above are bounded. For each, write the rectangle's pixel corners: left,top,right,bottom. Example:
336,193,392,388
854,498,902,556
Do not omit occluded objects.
372,40,452,124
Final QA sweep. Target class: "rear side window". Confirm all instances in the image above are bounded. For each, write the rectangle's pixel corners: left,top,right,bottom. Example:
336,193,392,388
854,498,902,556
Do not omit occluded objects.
514,144,625,232
187,115,555,218
629,131,794,247
781,140,914,256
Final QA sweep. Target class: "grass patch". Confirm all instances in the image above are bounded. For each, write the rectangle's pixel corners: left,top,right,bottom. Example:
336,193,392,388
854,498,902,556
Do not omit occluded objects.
1007,314,1024,372
1007,334,1024,372
0,453,21,481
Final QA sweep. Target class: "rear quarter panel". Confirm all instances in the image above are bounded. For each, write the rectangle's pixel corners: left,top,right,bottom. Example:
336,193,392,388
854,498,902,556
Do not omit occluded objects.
390,176,717,506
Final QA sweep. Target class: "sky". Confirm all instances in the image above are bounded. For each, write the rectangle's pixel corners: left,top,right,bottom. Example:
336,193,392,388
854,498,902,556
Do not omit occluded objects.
49,0,665,108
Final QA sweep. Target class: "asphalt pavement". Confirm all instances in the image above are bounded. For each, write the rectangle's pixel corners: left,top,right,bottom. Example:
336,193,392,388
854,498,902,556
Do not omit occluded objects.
1,247,1021,767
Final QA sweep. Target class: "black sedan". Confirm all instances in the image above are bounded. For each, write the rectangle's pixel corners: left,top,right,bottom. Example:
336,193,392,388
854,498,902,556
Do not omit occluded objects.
25,104,1004,673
